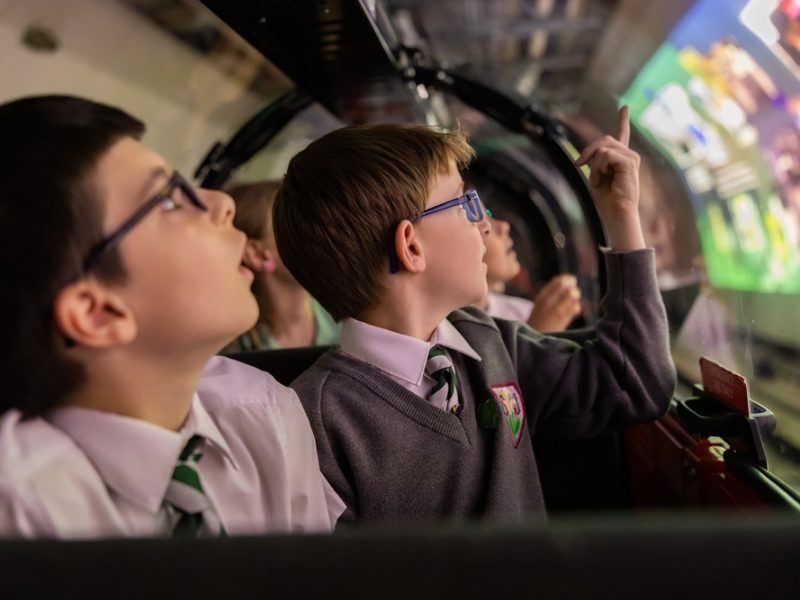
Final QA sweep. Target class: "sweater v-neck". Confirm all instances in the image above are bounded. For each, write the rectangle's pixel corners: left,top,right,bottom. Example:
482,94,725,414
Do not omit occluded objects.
320,351,477,444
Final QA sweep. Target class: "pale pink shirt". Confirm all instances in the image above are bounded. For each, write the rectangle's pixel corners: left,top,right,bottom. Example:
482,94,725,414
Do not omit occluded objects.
340,317,481,411
485,292,534,323
0,356,344,539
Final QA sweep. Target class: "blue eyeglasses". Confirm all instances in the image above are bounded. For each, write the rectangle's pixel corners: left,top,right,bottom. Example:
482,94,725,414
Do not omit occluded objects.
412,189,486,224
389,189,486,273
82,171,207,273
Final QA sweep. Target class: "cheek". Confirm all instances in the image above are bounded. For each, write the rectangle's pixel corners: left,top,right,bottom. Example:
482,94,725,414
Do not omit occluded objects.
483,235,502,259
126,256,201,313
125,236,228,304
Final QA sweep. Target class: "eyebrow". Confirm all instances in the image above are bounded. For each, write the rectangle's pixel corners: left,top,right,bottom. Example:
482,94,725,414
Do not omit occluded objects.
137,165,170,200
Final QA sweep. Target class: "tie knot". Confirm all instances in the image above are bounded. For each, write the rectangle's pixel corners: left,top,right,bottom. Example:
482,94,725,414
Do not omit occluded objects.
426,345,452,371
425,345,460,414
170,435,207,498
428,344,446,359
179,434,204,464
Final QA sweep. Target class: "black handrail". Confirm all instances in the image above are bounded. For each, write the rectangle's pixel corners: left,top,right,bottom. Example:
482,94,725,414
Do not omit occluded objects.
408,65,607,292
194,88,313,189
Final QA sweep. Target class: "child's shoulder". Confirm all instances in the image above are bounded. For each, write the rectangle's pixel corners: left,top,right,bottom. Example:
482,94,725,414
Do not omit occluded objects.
447,306,519,339
198,355,299,411
197,356,323,453
446,306,544,360
448,305,500,328
0,410,78,471
290,348,397,411
0,409,98,499
290,348,364,392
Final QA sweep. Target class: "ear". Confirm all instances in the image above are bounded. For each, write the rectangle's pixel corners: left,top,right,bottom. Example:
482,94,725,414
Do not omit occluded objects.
394,220,426,274
242,239,268,272
53,279,137,349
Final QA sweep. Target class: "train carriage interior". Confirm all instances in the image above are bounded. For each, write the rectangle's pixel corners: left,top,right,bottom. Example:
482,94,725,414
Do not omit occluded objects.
2,0,800,596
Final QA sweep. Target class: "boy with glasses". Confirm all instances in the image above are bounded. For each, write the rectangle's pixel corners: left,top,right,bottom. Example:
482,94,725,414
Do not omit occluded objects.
273,114,675,524
0,95,343,537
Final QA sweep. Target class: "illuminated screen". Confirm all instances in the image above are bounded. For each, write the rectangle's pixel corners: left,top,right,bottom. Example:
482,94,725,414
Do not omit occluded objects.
622,0,800,293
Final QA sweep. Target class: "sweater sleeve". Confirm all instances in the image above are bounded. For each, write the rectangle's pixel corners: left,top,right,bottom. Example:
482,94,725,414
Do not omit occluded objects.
503,249,675,439
292,370,359,526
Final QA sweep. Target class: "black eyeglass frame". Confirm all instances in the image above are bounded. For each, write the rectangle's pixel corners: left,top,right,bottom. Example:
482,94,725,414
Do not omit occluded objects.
82,171,207,272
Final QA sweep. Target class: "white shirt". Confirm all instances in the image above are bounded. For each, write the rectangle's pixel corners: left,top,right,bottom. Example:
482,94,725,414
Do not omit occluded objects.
485,292,534,323
0,356,344,539
340,317,481,410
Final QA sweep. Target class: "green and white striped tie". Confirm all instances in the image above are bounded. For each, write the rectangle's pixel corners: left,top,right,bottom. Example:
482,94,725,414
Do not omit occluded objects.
164,434,225,537
426,345,461,414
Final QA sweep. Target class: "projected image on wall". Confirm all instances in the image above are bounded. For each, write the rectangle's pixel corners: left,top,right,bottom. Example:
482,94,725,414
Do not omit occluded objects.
622,0,800,294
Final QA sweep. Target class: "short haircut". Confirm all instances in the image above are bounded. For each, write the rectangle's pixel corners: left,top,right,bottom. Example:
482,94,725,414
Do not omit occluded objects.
273,124,474,320
227,180,282,241
0,95,145,417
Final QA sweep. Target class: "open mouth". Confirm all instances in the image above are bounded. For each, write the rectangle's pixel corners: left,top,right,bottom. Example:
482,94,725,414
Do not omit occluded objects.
239,263,254,278
237,234,253,278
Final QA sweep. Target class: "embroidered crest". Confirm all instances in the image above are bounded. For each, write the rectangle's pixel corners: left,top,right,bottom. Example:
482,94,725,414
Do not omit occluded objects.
488,383,526,448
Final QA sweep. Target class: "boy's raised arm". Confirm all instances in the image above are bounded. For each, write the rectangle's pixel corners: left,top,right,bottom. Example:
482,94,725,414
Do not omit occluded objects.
575,106,646,252
508,108,675,436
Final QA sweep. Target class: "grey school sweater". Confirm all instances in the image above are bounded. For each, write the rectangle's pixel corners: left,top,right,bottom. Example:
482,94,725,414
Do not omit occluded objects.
292,249,675,524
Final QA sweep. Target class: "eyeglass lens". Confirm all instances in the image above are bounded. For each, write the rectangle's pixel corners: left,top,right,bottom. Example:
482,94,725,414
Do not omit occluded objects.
464,192,484,223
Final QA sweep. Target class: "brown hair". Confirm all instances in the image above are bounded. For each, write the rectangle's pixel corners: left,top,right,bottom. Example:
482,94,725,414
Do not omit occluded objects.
227,180,281,241
273,123,474,320
0,95,143,417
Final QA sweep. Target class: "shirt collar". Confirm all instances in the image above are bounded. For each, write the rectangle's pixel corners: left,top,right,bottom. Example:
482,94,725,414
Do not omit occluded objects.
45,395,236,513
182,397,239,471
433,319,482,362
340,317,481,387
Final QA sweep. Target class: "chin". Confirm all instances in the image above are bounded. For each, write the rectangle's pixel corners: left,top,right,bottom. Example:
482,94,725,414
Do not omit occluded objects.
243,307,260,331
225,306,260,341
241,293,260,321
477,280,489,300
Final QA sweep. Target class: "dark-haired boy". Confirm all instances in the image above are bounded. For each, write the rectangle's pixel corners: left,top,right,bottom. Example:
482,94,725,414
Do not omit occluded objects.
274,108,675,524
0,96,342,537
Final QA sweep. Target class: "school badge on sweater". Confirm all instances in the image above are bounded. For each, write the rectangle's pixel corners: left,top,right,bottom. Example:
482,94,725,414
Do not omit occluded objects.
488,383,526,448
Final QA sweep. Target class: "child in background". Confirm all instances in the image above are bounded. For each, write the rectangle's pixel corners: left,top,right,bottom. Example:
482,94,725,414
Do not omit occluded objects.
223,180,340,352
273,108,675,524
0,96,342,538
476,212,581,331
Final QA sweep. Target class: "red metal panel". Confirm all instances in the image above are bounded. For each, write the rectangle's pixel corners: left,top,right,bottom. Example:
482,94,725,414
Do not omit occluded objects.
626,416,768,510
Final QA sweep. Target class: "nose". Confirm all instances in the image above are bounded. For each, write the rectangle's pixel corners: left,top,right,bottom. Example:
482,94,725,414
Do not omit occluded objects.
198,189,235,226
478,216,492,237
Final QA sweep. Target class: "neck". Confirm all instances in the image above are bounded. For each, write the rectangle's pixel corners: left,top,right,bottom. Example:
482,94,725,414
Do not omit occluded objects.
66,350,205,431
358,283,447,341
256,274,315,347
488,279,506,294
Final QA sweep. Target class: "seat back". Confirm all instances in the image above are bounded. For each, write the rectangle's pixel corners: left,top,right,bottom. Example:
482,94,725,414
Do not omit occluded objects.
2,516,799,598
228,345,332,386
534,432,630,512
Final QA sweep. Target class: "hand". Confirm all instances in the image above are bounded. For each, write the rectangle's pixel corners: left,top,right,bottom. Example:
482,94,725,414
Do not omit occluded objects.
574,106,645,251
528,274,582,332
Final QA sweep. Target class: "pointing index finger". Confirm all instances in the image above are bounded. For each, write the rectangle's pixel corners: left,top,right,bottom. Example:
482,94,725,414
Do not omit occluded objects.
617,105,630,146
